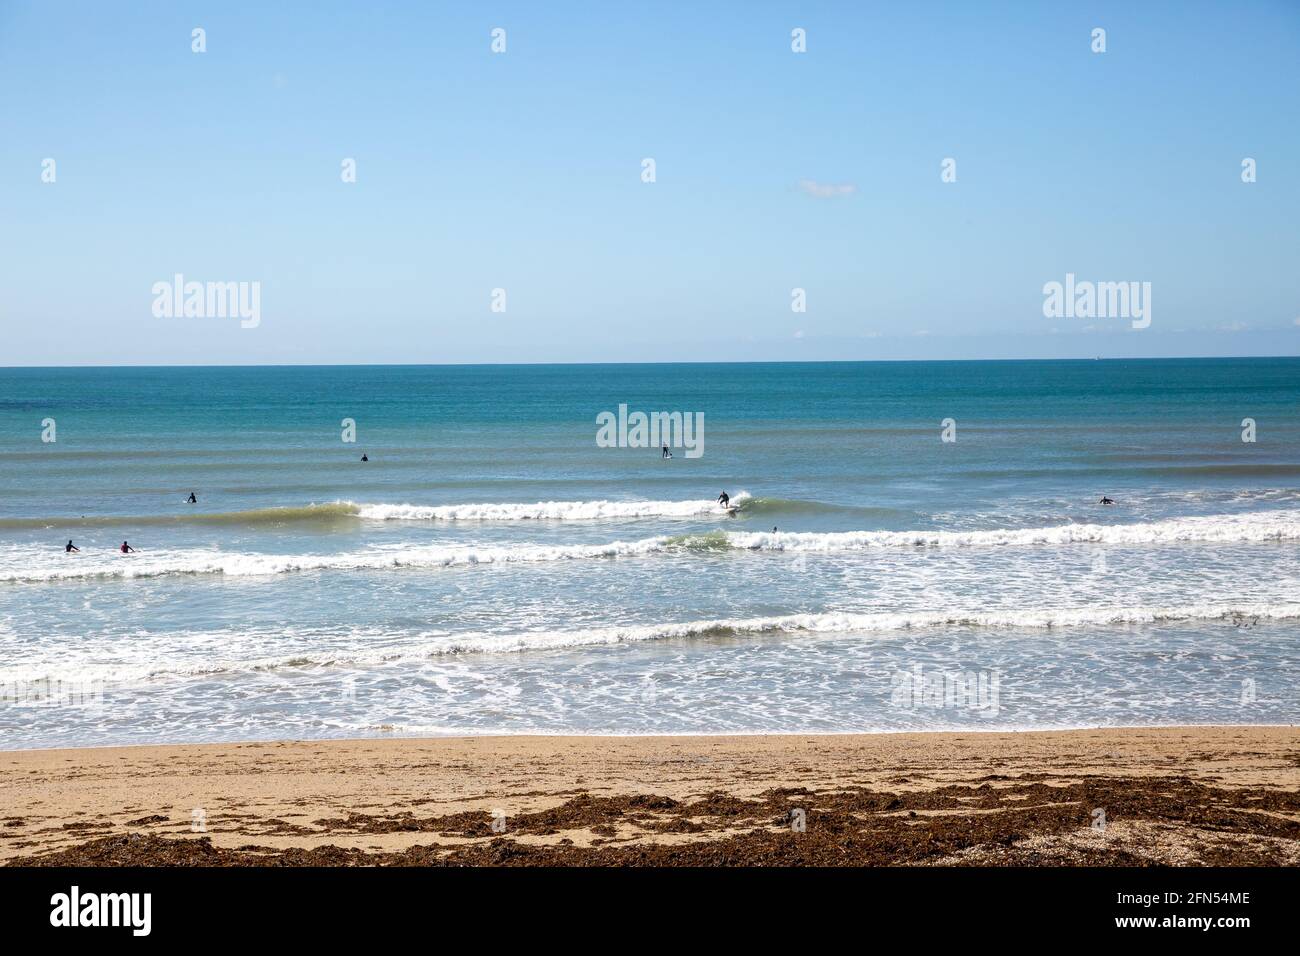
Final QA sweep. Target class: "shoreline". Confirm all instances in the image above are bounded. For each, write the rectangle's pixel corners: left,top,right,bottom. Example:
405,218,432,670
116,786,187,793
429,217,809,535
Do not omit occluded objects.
4,721,1297,755
2,726,1296,866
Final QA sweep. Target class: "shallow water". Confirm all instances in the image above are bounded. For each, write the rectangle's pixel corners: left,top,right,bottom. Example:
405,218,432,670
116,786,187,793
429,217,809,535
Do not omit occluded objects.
1,360,1297,747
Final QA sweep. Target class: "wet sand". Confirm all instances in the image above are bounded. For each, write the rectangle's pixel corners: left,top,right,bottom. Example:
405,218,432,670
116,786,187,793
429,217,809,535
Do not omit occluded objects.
2,727,1297,866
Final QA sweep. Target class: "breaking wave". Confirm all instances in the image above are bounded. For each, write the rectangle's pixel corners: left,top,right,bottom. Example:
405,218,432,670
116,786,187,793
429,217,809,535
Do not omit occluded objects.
0,495,754,528
720,508,1300,551
4,509,1299,583
7,602,1298,682
355,493,751,521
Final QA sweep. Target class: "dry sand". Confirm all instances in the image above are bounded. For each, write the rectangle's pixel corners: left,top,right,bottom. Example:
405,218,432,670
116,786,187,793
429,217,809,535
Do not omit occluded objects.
2,727,1297,866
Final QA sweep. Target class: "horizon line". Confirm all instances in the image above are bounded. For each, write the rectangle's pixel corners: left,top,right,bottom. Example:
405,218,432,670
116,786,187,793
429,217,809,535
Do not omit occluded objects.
3,353,1299,371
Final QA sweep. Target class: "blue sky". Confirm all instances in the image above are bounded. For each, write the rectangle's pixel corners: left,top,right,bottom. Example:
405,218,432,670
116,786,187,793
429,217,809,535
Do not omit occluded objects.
1,0,1298,365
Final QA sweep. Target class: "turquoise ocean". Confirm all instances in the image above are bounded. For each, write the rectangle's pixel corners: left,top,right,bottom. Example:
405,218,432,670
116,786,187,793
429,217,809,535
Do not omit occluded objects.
1,359,1297,748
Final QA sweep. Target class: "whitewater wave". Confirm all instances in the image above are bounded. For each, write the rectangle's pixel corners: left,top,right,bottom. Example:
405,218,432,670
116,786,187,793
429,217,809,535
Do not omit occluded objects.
0,495,752,529
6,602,1298,682
0,538,673,583
722,508,1300,551
386,603,1300,657
4,509,1299,583
355,493,752,521
358,493,897,520
6,489,1291,531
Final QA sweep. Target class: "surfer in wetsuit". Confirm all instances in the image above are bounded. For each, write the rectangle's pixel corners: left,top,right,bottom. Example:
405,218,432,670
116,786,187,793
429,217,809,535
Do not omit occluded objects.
120,541,136,554
65,540,79,553
361,454,368,462
187,492,197,504
718,491,730,509
1100,496,1114,505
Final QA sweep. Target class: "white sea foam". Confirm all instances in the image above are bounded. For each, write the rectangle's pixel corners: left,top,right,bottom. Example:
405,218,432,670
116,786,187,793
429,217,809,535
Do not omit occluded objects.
728,508,1300,551
4,602,1296,683
356,492,750,522
0,538,673,583
0,494,752,529
396,602,1300,657
3,508,1298,583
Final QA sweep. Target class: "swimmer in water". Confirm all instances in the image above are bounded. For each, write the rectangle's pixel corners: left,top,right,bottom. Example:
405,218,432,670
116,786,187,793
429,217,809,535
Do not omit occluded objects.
120,541,136,554
65,540,79,553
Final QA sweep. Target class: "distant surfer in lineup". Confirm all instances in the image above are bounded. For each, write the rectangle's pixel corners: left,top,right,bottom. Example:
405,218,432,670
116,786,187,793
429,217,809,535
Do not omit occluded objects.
717,491,730,509
65,540,79,553
120,541,136,554
361,454,368,462
187,492,197,504
1100,496,1115,505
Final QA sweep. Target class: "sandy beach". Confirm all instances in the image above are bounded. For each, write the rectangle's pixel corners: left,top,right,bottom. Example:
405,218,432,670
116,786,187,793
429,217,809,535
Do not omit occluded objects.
1,726,1296,866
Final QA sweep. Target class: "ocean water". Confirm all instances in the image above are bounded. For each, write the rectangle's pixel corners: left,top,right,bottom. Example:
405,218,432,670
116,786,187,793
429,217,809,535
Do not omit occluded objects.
1,359,1297,749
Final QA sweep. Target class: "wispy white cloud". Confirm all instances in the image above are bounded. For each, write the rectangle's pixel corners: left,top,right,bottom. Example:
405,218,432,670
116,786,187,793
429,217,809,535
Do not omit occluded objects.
798,179,857,199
